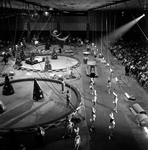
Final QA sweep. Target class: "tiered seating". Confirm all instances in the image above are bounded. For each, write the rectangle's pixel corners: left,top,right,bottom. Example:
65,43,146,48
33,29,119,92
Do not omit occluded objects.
109,34,148,92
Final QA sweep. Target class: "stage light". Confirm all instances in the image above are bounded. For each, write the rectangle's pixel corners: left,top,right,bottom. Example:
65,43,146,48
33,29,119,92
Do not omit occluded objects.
110,68,113,73
44,11,49,16
143,127,148,134
108,14,145,42
122,11,124,17
49,7,53,11
115,77,118,82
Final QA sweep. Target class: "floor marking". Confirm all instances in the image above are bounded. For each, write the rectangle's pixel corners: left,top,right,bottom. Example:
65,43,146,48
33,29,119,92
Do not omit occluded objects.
0,99,31,117
120,75,130,87
0,90,52,128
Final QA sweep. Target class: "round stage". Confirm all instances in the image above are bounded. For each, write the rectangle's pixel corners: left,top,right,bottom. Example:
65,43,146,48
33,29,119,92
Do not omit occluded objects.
0,43,79,73
0,78,81,131
21,55,80,71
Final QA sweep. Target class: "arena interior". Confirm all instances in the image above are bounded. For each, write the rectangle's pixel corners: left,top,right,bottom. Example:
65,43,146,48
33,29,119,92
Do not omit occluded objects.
0,0,148,150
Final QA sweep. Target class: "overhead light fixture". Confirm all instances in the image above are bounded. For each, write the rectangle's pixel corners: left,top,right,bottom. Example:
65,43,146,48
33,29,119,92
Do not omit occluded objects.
142,14,145,17
44,11,49,16
49,7,53,11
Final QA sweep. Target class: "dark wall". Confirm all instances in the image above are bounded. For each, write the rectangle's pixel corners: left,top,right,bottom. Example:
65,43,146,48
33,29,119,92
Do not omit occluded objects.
0,9,147,43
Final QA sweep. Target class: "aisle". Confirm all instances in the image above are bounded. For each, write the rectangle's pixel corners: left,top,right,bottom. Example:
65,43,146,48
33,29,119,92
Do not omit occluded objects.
80,44,141,150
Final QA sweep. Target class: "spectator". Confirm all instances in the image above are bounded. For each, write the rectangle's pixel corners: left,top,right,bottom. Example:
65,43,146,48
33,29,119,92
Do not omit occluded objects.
109,35,148,93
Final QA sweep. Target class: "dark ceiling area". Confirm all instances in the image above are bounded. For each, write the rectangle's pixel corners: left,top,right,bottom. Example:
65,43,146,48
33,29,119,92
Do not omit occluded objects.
0,0,147,12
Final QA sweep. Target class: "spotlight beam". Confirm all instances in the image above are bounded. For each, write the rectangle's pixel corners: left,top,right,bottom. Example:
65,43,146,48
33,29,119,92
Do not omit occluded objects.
108,14,145,42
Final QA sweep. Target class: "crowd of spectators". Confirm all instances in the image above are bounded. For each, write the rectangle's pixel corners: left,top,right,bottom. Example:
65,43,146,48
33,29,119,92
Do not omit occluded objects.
109,33,148,91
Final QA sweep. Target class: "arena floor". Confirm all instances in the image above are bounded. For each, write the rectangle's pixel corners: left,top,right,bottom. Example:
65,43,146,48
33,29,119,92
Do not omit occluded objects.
0,44,82,130
22,55,78,71
0,78,80,129
0,43,148,150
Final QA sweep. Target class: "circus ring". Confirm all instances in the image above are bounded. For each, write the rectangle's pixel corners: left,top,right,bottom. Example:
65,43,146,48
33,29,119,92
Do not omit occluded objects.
0,78,81,134
0,43,79,72
20,54,80,72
